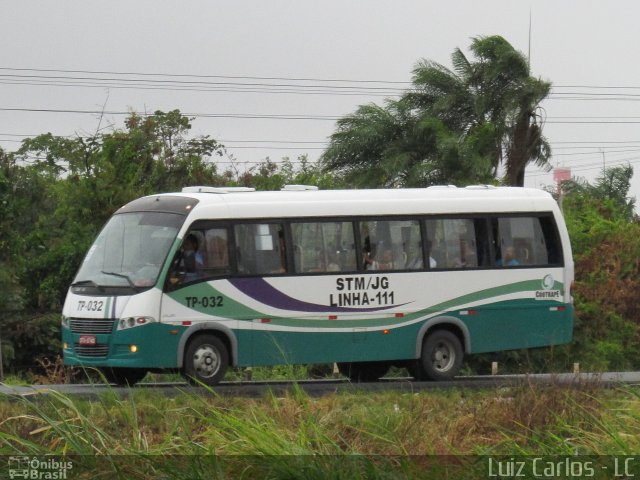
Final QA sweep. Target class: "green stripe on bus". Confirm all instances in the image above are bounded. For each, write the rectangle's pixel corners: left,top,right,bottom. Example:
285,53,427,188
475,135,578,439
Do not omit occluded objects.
168,283,264,318
168,279,565,329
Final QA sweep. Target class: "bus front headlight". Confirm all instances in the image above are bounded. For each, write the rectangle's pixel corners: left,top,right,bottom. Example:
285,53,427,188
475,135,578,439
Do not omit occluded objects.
118,316,155,330
61,315,70,328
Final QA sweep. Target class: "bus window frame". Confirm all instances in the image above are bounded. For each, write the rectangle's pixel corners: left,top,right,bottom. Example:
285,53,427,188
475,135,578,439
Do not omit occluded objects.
232,219,292,277
165,211,564,290
289,219,359,275
164,219,236,291
487,212,565,269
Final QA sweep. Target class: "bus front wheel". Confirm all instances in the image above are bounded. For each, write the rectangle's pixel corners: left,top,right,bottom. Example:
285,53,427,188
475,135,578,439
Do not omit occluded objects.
411,330,463,381
183,334,229,386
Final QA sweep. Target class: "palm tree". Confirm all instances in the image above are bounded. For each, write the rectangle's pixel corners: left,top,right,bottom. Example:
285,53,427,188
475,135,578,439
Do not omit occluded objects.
322,35,551,187
322,95,494,188
408,35,551,186
321,98,441,187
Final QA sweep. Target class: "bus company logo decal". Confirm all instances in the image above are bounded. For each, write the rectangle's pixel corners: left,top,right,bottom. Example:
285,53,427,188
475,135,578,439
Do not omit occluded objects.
535,274,561,300
7,456,73,479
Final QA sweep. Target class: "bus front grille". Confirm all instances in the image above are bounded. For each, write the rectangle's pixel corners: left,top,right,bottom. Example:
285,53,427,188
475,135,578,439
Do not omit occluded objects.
69,318,116,334
74,344,110,357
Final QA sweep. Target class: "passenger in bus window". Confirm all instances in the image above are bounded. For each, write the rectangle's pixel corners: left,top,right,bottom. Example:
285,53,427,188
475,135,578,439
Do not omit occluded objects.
426,240,437,269
364,249,378,270
371,249,394,270
184,233,204,276
405,250,423,269
410,240,436,269
451,240,477,268
497,246,520,267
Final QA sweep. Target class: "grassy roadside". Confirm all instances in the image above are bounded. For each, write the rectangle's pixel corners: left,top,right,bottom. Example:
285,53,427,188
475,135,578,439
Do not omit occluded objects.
1,382,640,478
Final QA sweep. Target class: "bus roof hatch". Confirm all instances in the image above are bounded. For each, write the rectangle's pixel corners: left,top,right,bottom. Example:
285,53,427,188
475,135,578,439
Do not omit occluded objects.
182,186,256,194
281,185,319,191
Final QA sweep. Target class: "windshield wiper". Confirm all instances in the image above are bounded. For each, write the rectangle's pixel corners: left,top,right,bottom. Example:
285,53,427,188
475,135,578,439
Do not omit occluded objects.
101,271,137,289
71,279,100,288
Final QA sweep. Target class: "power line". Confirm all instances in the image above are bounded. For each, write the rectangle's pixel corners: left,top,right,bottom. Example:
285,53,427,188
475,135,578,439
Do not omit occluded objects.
0,80,402,97
6,68,640,101
0,107,340,121
553,84,640,90
0,67,412,85
527,155,640,177
8,106,640,126
4,129,640,154
550,140,640,144
551,148,640,157
0,68,409,97
0,77,405,95
5,66,640,89
5,133,640,147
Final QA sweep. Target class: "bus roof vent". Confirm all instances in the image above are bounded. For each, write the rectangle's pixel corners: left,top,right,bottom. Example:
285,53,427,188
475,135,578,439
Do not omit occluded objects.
281,184,319,191
182,186,256,194
465,185,497,190
427,185,457,189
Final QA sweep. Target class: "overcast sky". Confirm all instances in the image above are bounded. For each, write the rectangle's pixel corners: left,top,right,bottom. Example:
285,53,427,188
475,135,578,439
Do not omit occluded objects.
2,1,640,197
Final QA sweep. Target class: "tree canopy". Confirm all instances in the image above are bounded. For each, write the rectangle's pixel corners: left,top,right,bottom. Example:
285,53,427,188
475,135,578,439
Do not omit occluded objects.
321,35,551,187
0,110,348,373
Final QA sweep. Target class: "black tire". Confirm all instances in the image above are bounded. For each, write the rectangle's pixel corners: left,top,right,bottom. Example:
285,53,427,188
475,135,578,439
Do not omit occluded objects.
183,334,229,386
411,330,463,381
100,367,147,386
337,361,390,382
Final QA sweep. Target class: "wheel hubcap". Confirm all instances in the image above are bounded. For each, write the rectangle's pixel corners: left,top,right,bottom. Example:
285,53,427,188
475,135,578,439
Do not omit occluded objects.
432,340,455,372
193,345,220,378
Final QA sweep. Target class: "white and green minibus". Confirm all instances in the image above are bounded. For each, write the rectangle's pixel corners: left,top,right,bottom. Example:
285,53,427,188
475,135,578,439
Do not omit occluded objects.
62,185,574,385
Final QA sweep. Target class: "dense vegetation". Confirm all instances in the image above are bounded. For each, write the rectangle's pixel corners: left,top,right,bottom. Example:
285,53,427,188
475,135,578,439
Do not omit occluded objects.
0,110,342,375
2,384,640,478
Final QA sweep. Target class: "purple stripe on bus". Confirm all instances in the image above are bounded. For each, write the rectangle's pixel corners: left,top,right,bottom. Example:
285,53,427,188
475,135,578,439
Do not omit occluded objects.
228,277,402,313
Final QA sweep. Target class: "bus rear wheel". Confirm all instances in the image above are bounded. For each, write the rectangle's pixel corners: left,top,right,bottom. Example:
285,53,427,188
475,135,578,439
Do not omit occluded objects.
411,330,463,381
100,367,147,386
337,361,389,382
183,334,229,386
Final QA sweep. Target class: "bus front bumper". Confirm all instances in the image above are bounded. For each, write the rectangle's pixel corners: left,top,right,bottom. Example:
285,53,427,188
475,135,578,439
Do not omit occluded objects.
62,322,185,369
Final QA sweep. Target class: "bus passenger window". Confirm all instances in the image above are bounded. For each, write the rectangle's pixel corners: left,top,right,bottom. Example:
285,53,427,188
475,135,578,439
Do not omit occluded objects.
291,221,356,273
235,223,287,275
360,219,422,271
426,218,478,269
494,216,562,267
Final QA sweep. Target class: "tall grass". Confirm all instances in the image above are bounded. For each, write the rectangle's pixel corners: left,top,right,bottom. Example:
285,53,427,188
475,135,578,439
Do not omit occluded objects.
1,383,640,478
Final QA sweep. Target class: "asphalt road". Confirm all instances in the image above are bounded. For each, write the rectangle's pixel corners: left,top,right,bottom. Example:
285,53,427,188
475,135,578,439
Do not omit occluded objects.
2,372,640,400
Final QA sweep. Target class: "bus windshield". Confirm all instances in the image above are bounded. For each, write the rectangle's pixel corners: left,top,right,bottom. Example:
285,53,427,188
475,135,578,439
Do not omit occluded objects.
73,211,184,290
